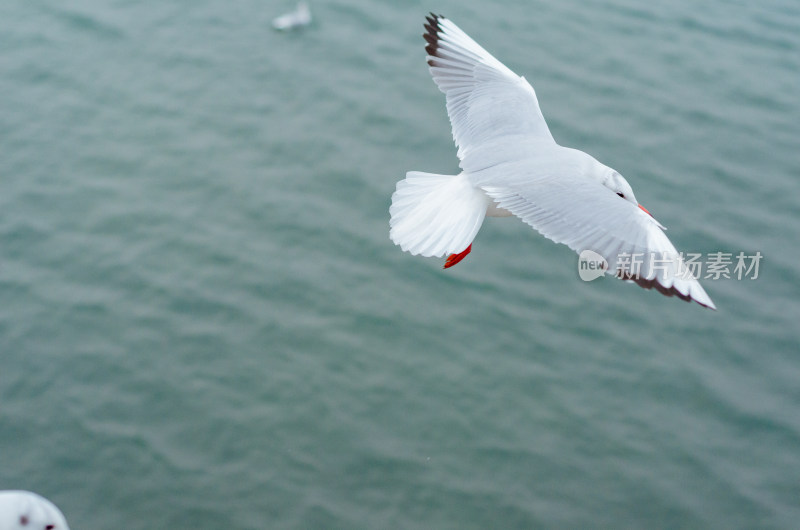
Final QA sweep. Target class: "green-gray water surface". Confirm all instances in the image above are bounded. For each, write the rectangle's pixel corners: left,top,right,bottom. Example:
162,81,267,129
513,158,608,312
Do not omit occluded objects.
1,0,799,528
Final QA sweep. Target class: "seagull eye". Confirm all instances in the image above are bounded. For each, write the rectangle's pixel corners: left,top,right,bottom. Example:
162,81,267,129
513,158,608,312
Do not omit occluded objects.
616,192,625,198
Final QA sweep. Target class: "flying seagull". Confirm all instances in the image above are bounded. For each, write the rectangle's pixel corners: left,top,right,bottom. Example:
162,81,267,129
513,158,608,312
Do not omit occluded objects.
0,490,70,530
272,2,311,31
389,14,715,309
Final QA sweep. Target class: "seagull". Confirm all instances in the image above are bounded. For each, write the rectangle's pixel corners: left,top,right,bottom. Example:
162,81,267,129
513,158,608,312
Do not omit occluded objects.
272,1,311,31
389,14,715,309
0,490,70,530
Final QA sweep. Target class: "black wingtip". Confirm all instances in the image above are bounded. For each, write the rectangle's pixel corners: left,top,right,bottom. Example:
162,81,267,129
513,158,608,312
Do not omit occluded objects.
423,13,444,59
617,271,714,309
424,13,444,29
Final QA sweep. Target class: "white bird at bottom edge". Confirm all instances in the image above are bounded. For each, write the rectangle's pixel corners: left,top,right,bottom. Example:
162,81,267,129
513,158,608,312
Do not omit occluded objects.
0,490,70,530
389,14,716,310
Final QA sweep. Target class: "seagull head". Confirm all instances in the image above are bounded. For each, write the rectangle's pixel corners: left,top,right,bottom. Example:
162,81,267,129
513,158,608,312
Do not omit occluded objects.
0,490,70,530
602,169,658,218
604,170,637,205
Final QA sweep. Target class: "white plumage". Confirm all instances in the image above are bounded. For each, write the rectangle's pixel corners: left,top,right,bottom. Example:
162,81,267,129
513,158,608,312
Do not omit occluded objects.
272,2,311,31
389,14,715,309
0,490,70,530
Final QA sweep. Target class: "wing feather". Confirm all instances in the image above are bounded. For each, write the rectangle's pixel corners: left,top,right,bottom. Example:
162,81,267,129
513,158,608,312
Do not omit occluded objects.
424,14,554,161
481,169,716,309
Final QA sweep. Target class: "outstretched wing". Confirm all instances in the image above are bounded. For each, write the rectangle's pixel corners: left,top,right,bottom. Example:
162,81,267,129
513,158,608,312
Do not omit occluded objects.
481,168,716,309
424,14,554,162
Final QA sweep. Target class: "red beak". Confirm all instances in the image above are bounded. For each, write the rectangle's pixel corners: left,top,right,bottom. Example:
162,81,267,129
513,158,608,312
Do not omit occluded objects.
638,204,653,217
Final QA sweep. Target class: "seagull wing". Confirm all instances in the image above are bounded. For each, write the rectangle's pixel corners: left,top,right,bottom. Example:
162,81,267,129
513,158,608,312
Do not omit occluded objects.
424,14,555,162
479,166,715,309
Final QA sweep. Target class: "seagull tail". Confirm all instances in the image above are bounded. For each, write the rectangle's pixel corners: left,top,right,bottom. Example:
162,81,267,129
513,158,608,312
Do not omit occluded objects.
389,171,488,259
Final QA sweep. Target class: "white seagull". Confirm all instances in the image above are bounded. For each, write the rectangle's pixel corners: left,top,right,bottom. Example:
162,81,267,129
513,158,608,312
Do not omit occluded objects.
0,490,70,530
272,1,311,31
390,14,715,309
